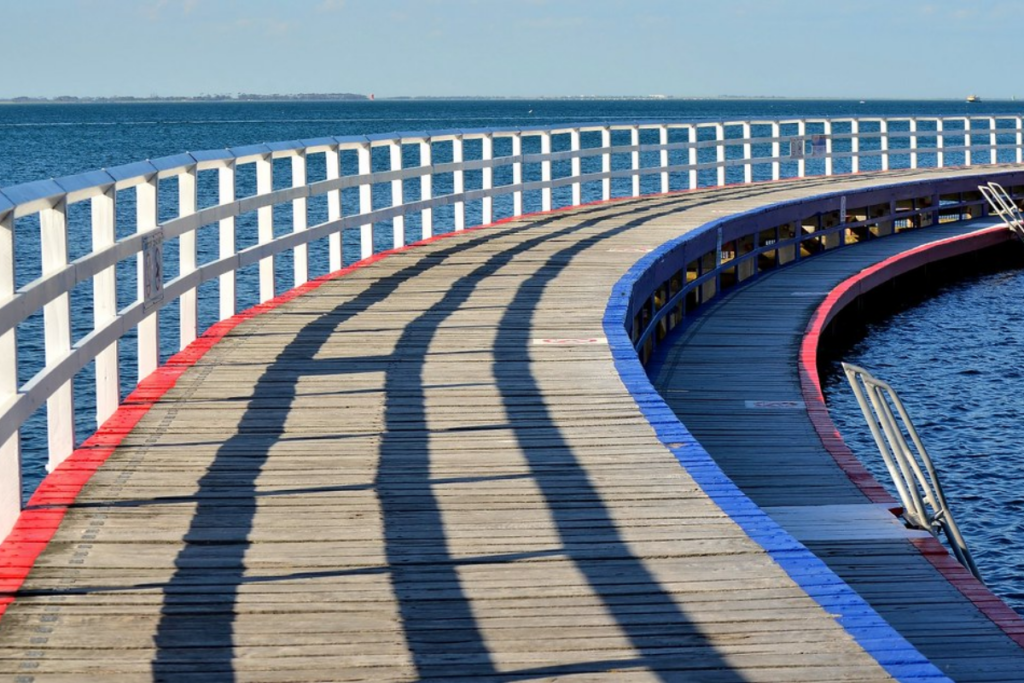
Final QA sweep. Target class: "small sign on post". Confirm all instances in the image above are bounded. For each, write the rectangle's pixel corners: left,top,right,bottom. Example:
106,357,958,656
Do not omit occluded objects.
811,135,827,158
789,137,805,159
142,233,164,311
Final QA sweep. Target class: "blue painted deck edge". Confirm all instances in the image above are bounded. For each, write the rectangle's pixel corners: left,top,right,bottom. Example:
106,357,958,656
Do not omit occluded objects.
602,191,956,682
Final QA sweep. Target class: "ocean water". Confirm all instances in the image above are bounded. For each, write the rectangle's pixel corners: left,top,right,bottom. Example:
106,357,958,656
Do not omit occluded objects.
6,98,1021,187
4,99,1024,612
823,268,1024,614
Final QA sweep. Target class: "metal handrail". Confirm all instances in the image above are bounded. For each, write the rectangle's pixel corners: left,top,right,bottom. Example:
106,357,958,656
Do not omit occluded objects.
979,181,1024,241
842,363,983,582
628,174,1002,360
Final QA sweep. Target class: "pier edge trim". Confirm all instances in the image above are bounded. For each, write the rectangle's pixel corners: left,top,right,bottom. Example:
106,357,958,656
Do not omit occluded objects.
599,193,992,682
799,224,1024,650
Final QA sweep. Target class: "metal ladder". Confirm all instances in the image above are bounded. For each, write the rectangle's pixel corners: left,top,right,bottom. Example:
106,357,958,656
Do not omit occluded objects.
979,182,1024,242
842,363,984,582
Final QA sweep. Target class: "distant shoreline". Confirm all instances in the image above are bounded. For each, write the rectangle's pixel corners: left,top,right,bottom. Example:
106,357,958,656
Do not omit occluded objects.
0,95,997,105
0,94,370,104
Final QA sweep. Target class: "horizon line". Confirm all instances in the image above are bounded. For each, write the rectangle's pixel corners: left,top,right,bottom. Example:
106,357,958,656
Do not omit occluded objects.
0,94,1011,104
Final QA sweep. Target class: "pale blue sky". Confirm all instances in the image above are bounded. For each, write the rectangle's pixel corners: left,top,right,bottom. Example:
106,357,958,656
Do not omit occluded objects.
2,0,1017,99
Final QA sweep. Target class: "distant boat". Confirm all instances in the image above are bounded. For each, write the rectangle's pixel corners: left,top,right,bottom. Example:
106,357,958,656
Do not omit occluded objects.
967,94,981,103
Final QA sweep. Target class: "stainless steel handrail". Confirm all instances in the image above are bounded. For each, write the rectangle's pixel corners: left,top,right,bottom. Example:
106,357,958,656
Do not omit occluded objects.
980,181,1024,241
842,362,983,582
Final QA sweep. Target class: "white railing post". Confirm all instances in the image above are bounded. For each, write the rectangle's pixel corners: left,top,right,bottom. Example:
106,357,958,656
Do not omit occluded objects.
420,139,433,237
965,118,973,166
688,125,699,189
908,119,918,169
990,117,998,165
481,134,494,222
256,154,274,302
91,187,119,425
357,142,372,259
659,125,670,193
512,133,524,215
796,120,807,178
742,122,753,183
715,123,726,186
388,141,404,248
823,120,833,176
41,199,75,470
771,121,781,181
291,151,309,284
850,119,860,174
880,119,889,171
1017,117,1023,164
218,162,236,319
541,131,553,211
631,126,641,197
936,119,945,168
326,145,342,272
178,166,198,348
453,136,465,230
601,127,612,200
571,129,582,205
0,209,21,540
136,177,159,381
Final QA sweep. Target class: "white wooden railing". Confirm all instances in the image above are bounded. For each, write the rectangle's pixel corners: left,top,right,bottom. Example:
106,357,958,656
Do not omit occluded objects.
2,115,1023,539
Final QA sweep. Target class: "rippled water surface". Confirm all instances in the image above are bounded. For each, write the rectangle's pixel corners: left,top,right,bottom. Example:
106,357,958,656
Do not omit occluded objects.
823,267,1024,614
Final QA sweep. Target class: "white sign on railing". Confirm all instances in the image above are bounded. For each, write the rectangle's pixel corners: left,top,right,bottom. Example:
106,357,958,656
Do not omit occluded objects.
142,233,164,311
811,135,827,158
790,137,805,160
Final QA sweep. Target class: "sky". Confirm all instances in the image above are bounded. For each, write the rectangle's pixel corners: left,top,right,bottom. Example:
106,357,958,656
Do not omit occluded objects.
1,0,1018,99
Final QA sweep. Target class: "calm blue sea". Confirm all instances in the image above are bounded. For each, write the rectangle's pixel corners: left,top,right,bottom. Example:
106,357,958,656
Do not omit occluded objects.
3,98,1023,612
823,269,1024,614
5,98,1021,187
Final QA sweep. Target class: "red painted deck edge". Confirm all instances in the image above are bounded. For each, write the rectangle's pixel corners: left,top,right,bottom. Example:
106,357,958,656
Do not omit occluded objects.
798,224,1024,649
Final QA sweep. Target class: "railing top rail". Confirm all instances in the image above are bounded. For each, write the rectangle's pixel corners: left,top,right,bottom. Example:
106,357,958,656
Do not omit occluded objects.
1,113,1020,219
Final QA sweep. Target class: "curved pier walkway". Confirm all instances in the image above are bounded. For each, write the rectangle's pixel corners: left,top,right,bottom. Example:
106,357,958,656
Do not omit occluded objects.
0,168,1018,682
650,212,1024,681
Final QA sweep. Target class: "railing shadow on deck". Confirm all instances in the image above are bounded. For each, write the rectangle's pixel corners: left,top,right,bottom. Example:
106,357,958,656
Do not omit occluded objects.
148,197,758,682
7,166,999,682
4,166,1002,680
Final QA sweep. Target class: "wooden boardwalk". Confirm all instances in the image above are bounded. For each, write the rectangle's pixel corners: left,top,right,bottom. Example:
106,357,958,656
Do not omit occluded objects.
651,218,1024,681
0,168,1017,681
